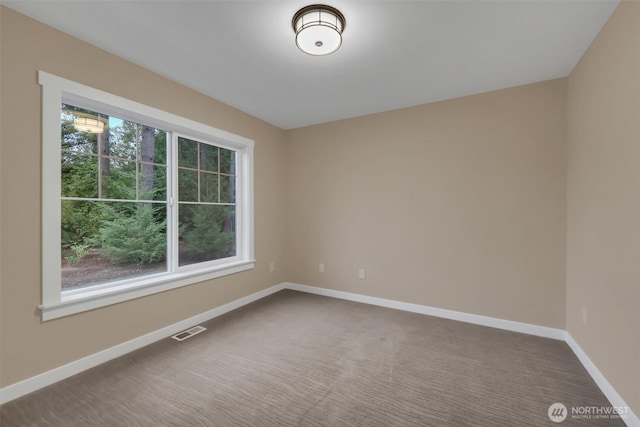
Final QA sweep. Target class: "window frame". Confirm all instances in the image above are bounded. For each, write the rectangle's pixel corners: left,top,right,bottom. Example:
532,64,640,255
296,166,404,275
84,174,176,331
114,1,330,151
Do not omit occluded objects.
39,71,255,321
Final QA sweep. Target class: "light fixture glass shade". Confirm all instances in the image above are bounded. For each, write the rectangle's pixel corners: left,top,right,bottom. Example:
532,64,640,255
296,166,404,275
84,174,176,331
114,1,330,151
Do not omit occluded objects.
74,117,105,133
293,5,345,56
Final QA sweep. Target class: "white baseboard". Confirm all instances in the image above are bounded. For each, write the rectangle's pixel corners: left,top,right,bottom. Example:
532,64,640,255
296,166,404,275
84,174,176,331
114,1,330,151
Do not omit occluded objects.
2,281,637,427
565,333,639,427
283,282,566,340
0,283,285,405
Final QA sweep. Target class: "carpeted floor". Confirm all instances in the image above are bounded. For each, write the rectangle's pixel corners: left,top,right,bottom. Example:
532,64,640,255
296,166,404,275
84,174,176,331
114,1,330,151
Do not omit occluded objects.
0,290,624,426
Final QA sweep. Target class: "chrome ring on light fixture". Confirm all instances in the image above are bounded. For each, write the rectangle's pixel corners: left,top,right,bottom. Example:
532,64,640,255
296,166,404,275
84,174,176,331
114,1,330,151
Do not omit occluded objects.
292,4,346,56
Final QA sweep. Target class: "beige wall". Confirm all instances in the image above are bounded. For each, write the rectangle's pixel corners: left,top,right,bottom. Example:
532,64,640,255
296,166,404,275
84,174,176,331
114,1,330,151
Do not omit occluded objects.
566,0,640,414
285,79,567,329
0,7,287,387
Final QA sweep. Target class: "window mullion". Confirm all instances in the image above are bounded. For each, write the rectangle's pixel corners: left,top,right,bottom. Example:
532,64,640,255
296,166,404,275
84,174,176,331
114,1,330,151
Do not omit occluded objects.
235,153,243,259
97,132,103,199
197,142,201,203
135,124,139,200
169,131,179,273
217,148,221,203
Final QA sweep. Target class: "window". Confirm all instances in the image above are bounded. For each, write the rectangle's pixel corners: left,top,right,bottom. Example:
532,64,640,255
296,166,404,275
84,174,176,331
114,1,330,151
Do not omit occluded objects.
176,137,237,267
40,72,254,320
61,105,169,290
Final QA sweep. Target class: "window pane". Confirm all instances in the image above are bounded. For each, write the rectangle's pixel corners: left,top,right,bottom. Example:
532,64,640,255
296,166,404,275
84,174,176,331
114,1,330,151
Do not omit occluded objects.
61,152,98,198
61,126,99,154
219,148,235,174
178,169,198,202
153,131,167,165
60,103,171,293
139,163,166,201
220,174,235,203
61,201,167,291
109,122,137,161
178,137,198,169
200,172,218,203
61,200,110,247
61,104,99,154
200,144,218,172
178,205,235,266
102,159,136,199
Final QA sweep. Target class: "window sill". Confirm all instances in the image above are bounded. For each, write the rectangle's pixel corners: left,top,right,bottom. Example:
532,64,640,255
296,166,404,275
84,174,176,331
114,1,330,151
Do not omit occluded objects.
39,259,255,321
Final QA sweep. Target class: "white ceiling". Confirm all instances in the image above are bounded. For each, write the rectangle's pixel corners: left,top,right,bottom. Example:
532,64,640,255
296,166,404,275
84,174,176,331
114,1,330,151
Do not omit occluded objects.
3,0,619,129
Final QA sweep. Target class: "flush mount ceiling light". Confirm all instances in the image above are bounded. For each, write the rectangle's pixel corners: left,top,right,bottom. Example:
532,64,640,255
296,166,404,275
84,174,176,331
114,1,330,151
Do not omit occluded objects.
292,4,346,56
73,116,105,134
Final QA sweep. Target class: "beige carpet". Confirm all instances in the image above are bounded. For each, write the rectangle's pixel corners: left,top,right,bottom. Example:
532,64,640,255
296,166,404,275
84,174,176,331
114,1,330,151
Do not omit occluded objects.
0,290,624,426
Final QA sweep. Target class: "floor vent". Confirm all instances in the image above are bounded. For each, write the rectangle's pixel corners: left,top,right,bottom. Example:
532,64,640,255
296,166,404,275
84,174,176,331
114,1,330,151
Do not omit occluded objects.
171,325,207,342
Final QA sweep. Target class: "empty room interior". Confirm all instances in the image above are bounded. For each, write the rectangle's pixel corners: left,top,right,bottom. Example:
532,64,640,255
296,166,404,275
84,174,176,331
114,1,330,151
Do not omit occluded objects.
0,0,639,425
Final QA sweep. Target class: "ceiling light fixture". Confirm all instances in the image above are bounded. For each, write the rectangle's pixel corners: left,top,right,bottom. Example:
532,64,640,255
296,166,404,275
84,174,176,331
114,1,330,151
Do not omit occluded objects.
73,116,105,134
292,4,346,56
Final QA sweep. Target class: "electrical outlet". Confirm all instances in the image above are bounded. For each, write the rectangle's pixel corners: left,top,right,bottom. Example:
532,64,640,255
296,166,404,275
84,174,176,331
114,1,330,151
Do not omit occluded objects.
319,263,325,273
358,268,366,280
269,262,275,272
581,306,588,325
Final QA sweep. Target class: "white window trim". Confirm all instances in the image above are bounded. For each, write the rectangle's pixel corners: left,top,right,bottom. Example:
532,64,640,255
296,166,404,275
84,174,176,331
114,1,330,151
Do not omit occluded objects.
39,71,255,321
